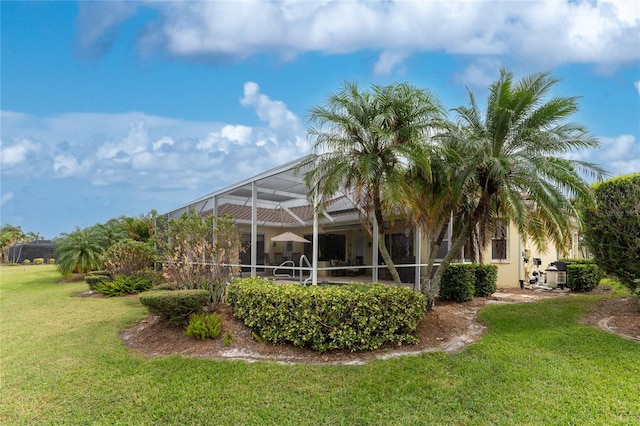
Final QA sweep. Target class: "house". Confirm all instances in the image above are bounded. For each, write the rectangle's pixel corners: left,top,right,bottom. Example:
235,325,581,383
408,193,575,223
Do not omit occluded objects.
164,158,581,289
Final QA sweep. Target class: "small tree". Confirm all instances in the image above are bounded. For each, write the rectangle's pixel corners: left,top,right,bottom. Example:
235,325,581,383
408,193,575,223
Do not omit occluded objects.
155,211,242,306
55,227,105,276
581,173,640,292
103,239,157,278
1,224,27,263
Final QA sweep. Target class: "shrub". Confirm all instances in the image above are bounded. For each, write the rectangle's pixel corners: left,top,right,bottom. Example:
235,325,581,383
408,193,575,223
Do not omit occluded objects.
84,274,112,291
48,258,55,264
227,277,427,353
139,289,210,325
581,173,640,292
155,211,242,306
223,332,233,346
566,264,603,292
439,264,475,302
23,259,31,265
185,312,222,339
94,275,153,297
103,239,156,278
470,264,498,297
33,258,44,265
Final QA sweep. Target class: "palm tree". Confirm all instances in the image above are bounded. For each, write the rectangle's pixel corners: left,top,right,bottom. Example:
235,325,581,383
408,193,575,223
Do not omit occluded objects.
299,81,445,285
424,68,606,307
55,227,105,277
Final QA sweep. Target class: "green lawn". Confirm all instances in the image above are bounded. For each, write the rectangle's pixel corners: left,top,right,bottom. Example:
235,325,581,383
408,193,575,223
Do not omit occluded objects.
1,265,638,425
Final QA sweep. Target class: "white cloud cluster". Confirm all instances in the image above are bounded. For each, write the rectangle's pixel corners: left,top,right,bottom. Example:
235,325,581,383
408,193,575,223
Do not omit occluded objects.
75,0,640,74
0,83,309,193
566,133,640,177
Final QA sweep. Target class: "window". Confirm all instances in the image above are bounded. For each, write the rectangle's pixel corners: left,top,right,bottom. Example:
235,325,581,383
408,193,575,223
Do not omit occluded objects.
491,219,508,261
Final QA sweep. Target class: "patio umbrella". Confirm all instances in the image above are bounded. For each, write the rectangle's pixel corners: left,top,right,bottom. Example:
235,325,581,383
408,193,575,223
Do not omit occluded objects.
270,231,311,243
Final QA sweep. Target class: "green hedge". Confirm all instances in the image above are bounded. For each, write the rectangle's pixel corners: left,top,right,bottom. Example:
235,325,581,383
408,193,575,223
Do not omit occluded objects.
227,277,427,353
439,264,475,302
470,264,498,297
566,264,603,292
139,290,210,325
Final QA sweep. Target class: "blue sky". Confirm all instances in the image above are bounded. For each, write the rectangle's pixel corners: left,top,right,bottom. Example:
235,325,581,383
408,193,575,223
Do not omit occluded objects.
1,1,639,239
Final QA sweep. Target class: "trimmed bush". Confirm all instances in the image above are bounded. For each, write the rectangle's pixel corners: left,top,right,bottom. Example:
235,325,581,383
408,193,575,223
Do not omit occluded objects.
94,275,153,297
23,259,31,265
227,277,427,353
185,312,222,339
470,264,498,297
84,274,112,291
139,290,210,325
566,263,603,292
48,258,55,264
33,258,44,265
439,264,475,302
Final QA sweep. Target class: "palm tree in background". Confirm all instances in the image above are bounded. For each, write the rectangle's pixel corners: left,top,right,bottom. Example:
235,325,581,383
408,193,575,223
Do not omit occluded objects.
299,81,445,285
424,68,606,307
55,227,105,276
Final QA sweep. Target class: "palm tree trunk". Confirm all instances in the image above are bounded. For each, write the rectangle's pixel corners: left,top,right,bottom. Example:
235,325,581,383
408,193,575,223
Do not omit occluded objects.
421,219,449,298
427,193,490,309
373,195,402,286
378,231,402,285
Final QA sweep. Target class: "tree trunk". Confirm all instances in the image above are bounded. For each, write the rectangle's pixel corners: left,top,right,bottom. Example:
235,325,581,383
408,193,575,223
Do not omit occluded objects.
421,219,449,299
378,231,402,285
427,193,491,309
372,193,402,286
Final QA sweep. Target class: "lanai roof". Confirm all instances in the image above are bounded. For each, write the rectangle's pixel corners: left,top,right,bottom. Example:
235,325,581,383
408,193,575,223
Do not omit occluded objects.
165,158,361,227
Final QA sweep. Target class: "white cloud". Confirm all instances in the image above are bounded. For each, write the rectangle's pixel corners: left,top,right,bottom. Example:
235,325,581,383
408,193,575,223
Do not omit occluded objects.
635,81,640,95
569,134,640,176
53,154,91,178
0,83,308,192
0,138,39,167
75,1,640,72
1,192,14,206
373,50,409,76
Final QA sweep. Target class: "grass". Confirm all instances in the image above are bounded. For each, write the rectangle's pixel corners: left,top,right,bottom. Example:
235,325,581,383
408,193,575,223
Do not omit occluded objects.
1,265,638,425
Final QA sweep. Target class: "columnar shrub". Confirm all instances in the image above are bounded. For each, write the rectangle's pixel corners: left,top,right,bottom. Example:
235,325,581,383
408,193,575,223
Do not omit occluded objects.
227,278,427,353
471,264,498,297
139,289,210,325
185,312,222,339
566,263,603,292
439,264,475,302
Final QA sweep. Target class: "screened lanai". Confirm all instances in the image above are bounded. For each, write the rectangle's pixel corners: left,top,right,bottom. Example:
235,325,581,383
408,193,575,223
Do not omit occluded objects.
165,158,425,287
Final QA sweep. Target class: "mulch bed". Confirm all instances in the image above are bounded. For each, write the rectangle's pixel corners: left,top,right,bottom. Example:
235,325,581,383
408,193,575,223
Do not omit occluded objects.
116,286,638,364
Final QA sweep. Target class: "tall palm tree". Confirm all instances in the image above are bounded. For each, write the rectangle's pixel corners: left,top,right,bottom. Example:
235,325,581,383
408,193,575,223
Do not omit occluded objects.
55,227,105,277
299,81,445,285
425,68,606,307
